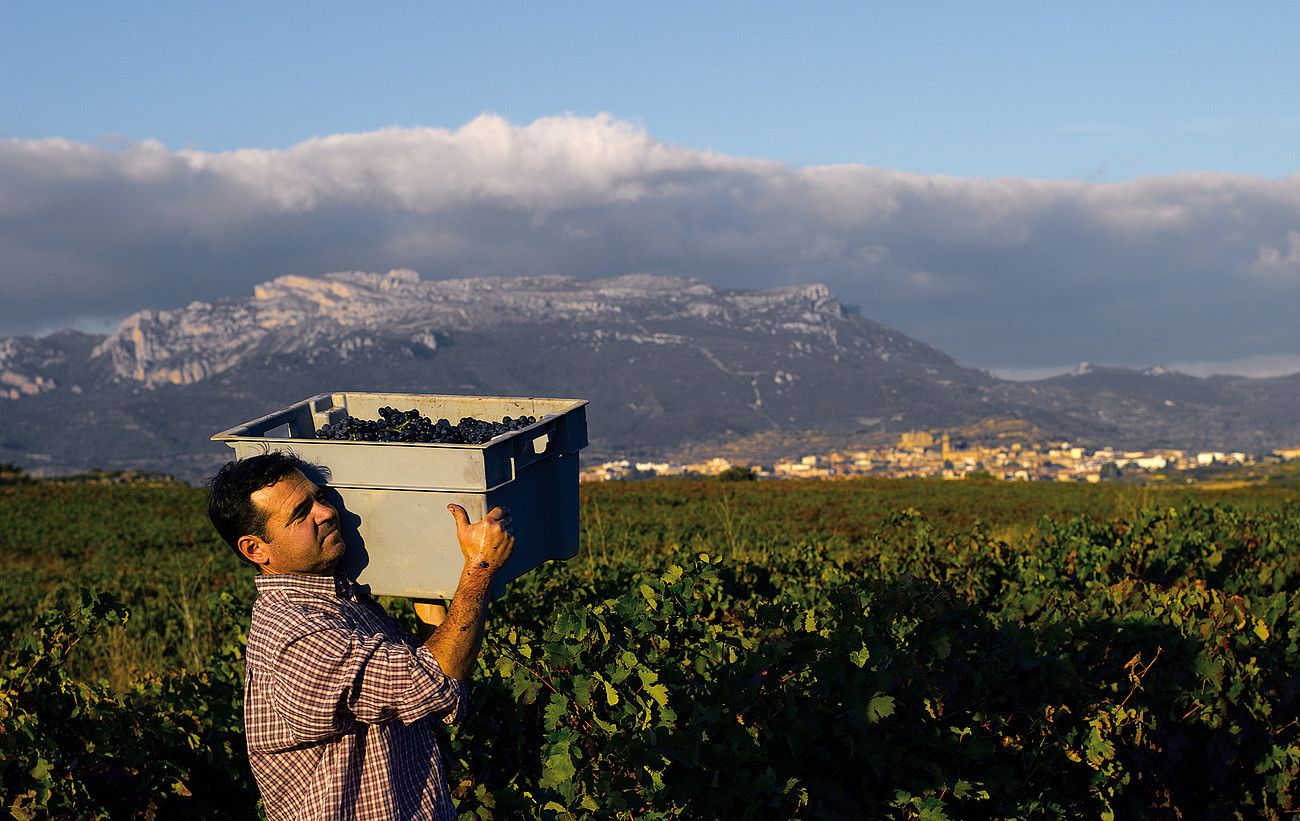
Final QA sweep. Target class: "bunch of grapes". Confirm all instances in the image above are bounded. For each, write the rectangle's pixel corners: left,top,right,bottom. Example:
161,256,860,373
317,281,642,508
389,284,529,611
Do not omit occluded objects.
314,406,538,445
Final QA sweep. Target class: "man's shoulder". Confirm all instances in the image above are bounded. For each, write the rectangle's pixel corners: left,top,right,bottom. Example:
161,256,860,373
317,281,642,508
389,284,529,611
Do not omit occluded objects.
248,587,350,655
252,582,345,616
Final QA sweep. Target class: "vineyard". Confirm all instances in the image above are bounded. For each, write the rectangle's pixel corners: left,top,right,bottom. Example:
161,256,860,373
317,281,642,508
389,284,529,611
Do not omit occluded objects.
1,474,1297,819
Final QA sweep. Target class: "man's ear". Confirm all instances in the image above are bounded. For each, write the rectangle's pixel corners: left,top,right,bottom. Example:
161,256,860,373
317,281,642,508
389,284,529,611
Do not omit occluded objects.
238,534,272,569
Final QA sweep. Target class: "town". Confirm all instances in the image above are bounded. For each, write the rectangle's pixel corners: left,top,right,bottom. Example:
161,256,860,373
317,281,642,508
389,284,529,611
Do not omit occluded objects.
581,429,1300,483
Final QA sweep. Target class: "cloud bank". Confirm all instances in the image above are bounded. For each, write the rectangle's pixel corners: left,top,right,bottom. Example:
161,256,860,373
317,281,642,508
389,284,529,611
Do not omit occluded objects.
2,113,1299,371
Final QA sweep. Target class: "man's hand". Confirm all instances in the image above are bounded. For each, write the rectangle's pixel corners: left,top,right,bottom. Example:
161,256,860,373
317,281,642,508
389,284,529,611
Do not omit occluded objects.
423,505,515,680
447,504,515,572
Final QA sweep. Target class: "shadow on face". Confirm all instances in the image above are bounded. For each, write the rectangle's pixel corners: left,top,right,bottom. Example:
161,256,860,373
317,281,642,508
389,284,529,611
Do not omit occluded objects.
321,486,371,584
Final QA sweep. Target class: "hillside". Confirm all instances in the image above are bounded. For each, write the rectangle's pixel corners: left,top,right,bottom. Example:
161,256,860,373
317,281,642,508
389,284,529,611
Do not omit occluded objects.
2,270,1298,479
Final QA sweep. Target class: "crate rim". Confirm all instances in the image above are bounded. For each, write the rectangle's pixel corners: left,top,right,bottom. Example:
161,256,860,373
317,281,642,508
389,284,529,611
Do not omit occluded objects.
211,390,589,448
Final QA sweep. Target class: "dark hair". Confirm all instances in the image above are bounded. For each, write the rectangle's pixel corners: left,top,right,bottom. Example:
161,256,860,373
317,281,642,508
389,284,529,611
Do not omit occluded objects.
205,451,331,567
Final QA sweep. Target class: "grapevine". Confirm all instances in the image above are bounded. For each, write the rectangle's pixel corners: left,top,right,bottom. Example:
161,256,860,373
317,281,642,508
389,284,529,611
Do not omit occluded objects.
1,478,1296,819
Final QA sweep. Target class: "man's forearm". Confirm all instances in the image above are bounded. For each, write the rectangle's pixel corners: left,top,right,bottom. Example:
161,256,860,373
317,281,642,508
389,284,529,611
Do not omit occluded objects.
421,566,494,680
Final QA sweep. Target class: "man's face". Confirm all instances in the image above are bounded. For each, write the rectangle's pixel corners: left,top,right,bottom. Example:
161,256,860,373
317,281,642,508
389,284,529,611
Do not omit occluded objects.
241,470,345,575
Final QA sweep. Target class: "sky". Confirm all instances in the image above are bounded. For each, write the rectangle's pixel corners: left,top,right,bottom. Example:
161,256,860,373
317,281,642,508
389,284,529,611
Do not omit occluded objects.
2,2,1300,378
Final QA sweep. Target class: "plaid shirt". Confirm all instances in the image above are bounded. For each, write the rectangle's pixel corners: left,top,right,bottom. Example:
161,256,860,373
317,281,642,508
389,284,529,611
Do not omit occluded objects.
245,573,466,821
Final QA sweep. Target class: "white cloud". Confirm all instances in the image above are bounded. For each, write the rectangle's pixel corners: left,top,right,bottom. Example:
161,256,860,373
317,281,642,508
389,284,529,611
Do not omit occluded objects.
175,114,762,212
991,354,1300,380
1252,230,1300,279
2,113,1300,369
1165,353,1300,379
987,365,1075,381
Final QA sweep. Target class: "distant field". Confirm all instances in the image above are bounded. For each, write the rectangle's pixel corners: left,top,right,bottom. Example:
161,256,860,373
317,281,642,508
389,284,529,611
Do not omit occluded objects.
1,475,1296,683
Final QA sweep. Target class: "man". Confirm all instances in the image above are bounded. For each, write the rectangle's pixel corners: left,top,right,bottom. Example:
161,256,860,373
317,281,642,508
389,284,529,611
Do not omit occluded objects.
206,451,513,820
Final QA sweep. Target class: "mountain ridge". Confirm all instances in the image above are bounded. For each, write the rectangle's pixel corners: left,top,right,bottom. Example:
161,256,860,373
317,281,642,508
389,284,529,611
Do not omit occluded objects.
2,270,1297,480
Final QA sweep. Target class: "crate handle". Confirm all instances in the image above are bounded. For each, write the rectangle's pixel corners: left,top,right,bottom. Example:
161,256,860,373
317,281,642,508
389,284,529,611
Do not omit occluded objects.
212,402,317,439
509,419,558,475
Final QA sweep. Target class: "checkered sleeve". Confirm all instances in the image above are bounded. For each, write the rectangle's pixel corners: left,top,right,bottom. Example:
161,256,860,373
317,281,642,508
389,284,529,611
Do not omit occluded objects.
267,614,466,743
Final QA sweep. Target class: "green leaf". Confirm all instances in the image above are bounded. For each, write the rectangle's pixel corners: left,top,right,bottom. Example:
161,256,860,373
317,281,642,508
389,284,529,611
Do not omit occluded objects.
543,694,570,729
494,656,516,679
915,797,950,821
28,758,53,782
951,779,987,800
643,682,669,706
932,635,952,660
604,679,620,706
609,661,634,684
1085,721,1116,767
591,714,620,733
573,675,595,705
867,694,896,723
540,745,577,789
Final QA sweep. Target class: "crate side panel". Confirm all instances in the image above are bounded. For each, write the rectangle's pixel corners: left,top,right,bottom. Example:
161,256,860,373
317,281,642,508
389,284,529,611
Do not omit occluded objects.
226,440,492,491
312,442,492,490
327,453,580,600
332,488,485,600
552,404,589,452
486,449,581,599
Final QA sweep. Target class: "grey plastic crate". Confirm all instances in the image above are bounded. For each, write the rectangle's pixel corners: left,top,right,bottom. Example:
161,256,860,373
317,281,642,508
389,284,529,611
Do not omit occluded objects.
212,391,588,600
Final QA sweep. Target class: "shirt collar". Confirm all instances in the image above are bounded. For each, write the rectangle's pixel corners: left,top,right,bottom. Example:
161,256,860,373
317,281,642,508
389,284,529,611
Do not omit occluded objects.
254,572,358,600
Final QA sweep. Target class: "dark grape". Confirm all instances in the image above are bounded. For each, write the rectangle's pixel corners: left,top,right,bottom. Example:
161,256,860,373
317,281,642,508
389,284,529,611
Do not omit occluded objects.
312,407,539,445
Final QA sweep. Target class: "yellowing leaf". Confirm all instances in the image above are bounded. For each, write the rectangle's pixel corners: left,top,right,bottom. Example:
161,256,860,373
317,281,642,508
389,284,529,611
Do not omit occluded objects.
639,584,659,611
644,682,669,706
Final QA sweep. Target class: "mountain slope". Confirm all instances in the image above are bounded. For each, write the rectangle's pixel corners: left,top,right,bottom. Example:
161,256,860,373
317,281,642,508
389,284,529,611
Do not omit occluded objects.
1,270,1296,479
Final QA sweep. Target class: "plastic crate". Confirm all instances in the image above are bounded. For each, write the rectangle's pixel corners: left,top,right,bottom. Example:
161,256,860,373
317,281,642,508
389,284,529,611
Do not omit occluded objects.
211,391,588,600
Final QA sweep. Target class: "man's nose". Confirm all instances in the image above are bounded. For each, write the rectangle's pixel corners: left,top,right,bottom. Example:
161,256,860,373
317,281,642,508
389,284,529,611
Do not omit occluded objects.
314,500,338,523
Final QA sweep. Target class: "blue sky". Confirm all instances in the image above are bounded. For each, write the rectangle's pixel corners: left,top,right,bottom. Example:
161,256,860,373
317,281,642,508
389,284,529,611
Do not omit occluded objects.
2,3,1300,377
4,2,1297,180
